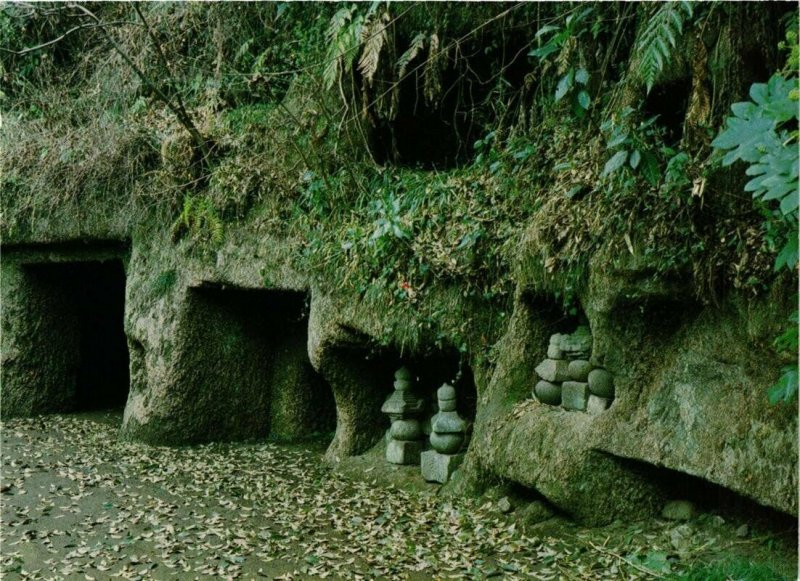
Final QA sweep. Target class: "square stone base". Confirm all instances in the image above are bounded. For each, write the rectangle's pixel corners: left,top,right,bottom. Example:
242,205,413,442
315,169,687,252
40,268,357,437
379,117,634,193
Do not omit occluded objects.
561,381,589,411
421,450,464,483
587,394,611,415
386,440,422,465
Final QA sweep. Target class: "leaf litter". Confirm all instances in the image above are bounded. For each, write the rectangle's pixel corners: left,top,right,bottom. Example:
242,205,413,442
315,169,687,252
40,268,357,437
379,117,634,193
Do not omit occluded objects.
1,413,795,580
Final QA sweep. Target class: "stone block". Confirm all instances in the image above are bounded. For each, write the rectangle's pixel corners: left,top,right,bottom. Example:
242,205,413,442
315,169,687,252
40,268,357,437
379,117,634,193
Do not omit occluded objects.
549,333,562,345
547,344,563,359
661,500,696,521
587,394,611,415
561,381,589,411
438,398,456,412
386,440,422,465
588,368,614,398
533,380,561,405
438,384,456,400
568,359,592,382
559,326,592,355
421,450,464,483
535,359,570,383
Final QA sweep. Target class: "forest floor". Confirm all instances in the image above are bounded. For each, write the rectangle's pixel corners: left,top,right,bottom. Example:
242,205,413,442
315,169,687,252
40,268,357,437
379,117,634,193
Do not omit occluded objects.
1,413,796,580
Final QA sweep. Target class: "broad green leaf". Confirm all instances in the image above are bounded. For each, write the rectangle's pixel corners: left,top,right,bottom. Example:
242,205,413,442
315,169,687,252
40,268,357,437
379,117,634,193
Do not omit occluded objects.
763,75,799,122
774,233,798,271
779,189,798,214
768,367,798,404
641,152,660,186
575,68,589,85
529,44,560,60
642,551,672,574
749,82,769,105
760,175,795,201
577,90,590,110
629,150,641,169
730,101,756,118
607,131,629,148
602,150,628,177
555,70,574,102
535,24,560,39
712,117,776,165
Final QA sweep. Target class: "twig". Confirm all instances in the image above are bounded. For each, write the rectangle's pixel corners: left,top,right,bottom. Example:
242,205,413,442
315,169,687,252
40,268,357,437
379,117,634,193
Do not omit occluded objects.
0,21,133,55
69,3,210,163
588,542,665,579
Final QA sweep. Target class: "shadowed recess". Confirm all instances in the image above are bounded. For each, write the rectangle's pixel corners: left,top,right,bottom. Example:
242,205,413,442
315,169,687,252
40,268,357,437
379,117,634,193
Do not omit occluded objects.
25,260,130,411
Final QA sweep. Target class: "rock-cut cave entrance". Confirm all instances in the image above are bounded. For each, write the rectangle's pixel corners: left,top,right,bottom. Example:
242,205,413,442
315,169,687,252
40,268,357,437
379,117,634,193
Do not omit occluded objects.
183,285,336,444
22,260,130,412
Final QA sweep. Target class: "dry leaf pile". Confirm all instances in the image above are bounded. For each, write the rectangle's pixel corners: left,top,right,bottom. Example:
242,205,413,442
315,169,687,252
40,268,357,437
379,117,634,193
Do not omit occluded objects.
1,414,794,580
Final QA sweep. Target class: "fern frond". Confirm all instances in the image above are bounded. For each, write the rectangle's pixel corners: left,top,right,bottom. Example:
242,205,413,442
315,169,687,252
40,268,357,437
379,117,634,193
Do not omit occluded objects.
323,7,362,90
171,194,224,245
181,195,193,228
635,1,694,94
424,33,444,105
358,10,389,87
396,32,426,79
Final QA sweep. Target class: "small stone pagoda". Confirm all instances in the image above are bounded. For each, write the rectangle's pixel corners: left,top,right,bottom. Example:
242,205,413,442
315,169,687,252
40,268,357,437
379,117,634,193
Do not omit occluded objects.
381,366,425,464
421,384,467,483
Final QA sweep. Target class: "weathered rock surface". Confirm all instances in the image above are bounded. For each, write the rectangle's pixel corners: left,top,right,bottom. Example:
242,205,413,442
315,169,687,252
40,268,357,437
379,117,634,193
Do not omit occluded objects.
586,394,611,415
120,230,334,446
387,439,422,465
461,272,797,522
1,244,130,418
2,189,795,527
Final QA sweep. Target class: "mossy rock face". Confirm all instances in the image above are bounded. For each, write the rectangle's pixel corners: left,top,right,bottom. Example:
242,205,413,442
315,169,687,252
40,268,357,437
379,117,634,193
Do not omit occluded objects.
0,260,79,417
1,245,130,418
120,227,333,446
460,258,797,522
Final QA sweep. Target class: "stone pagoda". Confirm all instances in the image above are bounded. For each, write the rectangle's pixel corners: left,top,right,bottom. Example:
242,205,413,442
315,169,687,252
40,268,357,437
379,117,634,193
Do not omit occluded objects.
421,383,467,483
381,366,425,465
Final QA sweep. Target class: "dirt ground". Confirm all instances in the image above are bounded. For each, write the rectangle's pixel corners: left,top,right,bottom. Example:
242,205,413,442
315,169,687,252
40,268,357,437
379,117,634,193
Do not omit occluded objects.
1,413,796,580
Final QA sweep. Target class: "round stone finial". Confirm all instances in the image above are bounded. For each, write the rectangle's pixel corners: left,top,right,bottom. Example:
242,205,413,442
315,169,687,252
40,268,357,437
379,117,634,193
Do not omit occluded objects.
430,432,464,454
395,366,412,381
431,412,466,434
437,383,456,402
390,419,422,441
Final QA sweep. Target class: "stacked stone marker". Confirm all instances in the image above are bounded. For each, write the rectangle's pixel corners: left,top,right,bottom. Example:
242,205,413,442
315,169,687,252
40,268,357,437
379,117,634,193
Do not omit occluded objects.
421,384,467,483
532,326,615,414
381,366,425,465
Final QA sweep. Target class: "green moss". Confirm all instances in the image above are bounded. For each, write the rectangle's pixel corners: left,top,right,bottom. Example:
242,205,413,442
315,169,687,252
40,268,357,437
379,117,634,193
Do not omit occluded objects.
151,269,177,298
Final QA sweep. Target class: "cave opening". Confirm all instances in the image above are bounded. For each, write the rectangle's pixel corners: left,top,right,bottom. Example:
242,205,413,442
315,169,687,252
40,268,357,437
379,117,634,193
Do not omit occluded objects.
185,285,336,444
366,28,531,170
24,260,130,412
371,345,478,446
323,338,479,461
616,456,798,531
643,77,692,146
